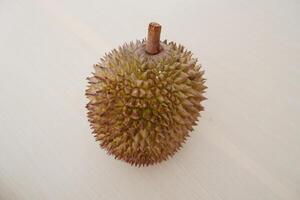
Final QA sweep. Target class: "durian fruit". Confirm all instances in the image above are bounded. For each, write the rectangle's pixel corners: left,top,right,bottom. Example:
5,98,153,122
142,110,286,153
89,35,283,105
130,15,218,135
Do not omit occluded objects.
86,22,207,166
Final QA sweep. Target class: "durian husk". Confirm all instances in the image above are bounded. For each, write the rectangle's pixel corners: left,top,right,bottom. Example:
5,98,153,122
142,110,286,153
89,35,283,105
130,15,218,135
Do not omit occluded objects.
86,40,207,166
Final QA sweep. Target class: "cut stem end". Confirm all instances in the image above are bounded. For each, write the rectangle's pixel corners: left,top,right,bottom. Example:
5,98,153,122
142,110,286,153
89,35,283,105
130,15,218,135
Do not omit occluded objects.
146,22,161,55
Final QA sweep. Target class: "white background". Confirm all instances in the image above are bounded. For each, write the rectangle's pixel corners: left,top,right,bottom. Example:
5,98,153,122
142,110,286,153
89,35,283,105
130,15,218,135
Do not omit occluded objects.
0,0,300,199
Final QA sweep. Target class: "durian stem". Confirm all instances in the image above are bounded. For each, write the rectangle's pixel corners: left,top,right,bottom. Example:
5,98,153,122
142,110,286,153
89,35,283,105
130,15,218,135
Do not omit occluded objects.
146,22,161,55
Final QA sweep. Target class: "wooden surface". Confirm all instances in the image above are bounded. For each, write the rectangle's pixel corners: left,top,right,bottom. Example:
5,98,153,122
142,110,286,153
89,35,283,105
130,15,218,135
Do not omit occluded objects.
0,0,299,199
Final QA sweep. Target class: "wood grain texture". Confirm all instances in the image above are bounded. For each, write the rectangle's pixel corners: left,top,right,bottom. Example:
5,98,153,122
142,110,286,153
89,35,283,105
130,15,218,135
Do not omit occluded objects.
0,0,299,200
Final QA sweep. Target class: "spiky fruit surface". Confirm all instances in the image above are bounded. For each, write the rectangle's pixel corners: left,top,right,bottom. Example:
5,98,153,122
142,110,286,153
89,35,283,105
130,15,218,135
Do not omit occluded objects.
86,40,206,166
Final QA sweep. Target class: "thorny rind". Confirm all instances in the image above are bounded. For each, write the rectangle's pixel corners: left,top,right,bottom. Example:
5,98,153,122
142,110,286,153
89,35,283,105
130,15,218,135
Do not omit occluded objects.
86,40,207,167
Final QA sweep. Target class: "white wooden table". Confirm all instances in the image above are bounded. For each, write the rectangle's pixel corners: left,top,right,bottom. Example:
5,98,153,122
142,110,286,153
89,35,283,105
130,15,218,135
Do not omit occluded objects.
0,0,299,199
